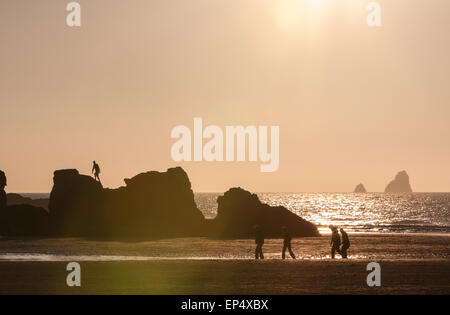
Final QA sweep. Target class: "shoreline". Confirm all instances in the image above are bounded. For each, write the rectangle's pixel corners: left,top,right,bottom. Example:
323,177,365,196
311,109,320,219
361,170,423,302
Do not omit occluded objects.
0,234,448,294
0,233,448,260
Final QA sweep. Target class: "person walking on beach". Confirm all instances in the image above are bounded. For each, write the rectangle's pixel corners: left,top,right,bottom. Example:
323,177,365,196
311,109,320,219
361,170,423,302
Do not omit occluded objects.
281,226,296,259
340,228,350,259
329,225,342,259
92,161,101,183
254,225,265,260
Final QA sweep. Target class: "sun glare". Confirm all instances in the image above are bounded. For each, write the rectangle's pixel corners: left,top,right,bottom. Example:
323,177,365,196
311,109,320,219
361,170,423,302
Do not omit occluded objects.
275,0,329,31
309,0,326,6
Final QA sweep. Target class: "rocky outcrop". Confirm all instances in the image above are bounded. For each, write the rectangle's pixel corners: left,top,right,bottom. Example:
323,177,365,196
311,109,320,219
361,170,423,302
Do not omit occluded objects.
0,170,49,236
0,170,6,212
0,170,7,233
0,205,49,236
7,193,49,210
385,170,413,193
1,167,320,239
208,187,319,238
354,183,367,193
48,169,104,236
49,167,205,238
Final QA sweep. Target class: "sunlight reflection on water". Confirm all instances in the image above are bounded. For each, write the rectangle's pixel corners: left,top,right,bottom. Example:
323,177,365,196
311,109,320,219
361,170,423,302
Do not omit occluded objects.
1,252,444,262
195,193,450,234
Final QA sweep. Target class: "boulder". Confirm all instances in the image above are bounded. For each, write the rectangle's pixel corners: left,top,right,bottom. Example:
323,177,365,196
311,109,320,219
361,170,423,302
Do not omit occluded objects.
0,204,49,236
100,167,205,237
353,183,367,193
48,167,205,238
385,170,413,193
208,187,319,238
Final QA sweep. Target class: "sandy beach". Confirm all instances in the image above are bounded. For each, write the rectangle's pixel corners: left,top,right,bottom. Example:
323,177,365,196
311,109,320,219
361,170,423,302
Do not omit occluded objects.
0,234,448,294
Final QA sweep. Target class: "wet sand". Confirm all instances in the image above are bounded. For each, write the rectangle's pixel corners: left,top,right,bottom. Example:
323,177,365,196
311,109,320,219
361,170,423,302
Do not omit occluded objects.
0,234,448,294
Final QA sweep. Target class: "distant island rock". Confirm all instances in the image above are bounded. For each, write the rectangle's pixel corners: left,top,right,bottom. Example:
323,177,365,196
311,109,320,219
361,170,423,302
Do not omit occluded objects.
7,193,49,210
385,170,413,193
0,170,49,236
353,183,367,193
208,187,319,238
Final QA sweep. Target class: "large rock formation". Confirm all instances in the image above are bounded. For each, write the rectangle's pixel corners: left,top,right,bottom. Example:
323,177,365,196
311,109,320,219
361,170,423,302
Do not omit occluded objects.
385,170,413,193
48,167,205,238
0,170,49,236
353,183,367,193
1,167,320,239
208,187,319,238
48,169,104,236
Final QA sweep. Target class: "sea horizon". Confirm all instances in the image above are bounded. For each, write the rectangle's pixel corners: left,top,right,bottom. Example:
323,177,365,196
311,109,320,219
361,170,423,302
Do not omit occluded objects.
13,192,450,235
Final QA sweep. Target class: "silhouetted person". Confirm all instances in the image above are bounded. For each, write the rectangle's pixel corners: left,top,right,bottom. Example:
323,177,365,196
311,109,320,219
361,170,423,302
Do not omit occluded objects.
254,225,264,259
340,228,350,259
92,161,101,183
281,226,296,259
329,225,342,259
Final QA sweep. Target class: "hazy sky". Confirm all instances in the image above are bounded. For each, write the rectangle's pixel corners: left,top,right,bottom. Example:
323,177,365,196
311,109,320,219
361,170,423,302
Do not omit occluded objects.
1,0,449,193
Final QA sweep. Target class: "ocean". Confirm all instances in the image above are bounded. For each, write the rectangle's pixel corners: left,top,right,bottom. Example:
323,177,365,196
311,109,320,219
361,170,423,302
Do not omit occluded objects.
196,193,450,234
20,192,450,235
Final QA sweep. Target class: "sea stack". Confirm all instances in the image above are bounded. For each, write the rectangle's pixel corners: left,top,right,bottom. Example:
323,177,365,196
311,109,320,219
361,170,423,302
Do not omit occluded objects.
208,187,319,238
385,170,413,193
0,170,6,211
48,167,206,238
353,183,367,193
0,170,49,236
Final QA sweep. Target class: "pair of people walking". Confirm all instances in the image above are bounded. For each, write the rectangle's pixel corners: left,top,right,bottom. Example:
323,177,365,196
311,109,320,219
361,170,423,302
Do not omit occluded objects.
329,225,350,259
254,225,296,260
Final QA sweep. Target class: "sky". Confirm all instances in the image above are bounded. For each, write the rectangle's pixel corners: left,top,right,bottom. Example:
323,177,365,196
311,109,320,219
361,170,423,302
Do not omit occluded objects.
0,0,449,193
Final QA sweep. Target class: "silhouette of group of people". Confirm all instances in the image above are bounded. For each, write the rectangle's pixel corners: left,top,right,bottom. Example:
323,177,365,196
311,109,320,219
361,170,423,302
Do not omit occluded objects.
90,160,352,260
253,224,350,260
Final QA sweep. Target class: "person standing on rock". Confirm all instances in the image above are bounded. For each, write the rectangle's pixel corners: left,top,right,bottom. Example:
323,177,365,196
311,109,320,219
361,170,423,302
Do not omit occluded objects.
340,228,350,259
254,225,265,259
92,161,101,183
281,226,296,259
329,225,342,259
